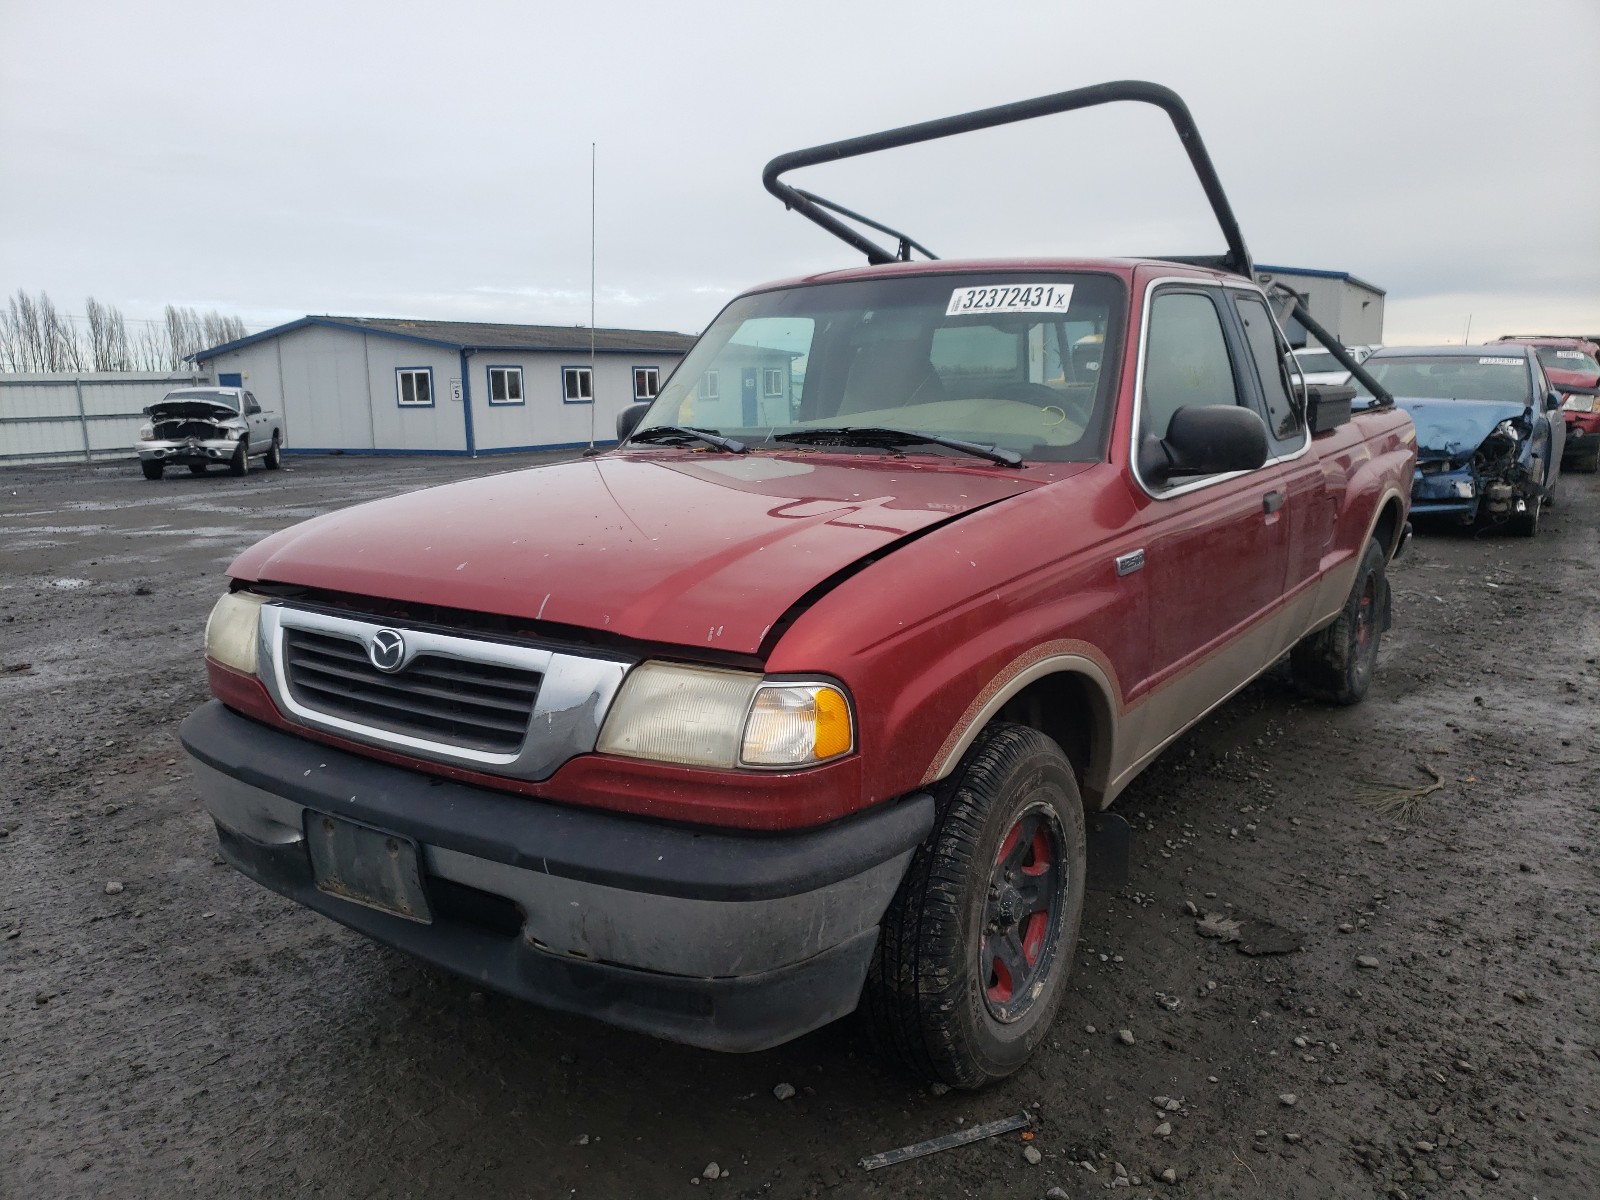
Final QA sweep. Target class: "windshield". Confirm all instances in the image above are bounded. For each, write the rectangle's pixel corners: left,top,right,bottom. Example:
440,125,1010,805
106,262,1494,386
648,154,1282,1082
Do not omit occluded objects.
1354,356,1531,404
1534,346,1600,374
163,389,240,412
635,272,1124,462
1291,350,1344,374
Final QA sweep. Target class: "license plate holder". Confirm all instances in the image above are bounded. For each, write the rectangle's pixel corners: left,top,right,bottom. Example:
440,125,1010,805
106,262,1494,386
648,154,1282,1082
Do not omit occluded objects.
304,811,432,924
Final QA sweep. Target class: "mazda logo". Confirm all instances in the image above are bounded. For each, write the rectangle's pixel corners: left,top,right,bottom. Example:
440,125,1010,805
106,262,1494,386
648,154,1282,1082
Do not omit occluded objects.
368,629,407,673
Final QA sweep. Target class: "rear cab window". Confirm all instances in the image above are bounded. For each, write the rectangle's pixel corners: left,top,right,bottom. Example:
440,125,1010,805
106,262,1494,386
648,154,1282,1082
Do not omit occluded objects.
1231,291,1306,455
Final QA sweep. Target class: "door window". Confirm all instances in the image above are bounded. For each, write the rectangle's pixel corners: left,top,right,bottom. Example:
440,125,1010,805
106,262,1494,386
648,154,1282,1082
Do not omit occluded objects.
1232,293,1305,452
1140,290,1241,445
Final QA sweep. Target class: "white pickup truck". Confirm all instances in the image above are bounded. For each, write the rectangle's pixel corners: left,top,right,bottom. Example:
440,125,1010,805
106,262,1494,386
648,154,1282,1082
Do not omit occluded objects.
137,386,283,480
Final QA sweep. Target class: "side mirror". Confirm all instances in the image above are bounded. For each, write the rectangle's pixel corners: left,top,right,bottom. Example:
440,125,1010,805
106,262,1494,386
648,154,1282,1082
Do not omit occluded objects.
616,401,651,442
1138,405,1269,487
1546,390,1562,412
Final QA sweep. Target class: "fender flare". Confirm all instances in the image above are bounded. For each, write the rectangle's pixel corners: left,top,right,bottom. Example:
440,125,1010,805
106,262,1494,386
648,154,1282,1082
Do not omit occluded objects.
921,642,1121,808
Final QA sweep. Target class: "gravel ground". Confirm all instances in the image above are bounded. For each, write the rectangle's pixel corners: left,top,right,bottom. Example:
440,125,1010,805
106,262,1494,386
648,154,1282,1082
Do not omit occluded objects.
2,452,1596,1200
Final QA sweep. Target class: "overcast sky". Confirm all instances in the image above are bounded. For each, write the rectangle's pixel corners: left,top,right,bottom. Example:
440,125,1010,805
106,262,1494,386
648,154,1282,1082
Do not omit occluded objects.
3,0,1597,347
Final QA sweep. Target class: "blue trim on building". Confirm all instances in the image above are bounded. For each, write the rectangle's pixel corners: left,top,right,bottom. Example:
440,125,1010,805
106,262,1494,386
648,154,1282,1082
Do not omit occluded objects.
459,351,476,456
475,439,619,455
561,364,594,405
189,315,696,363
396,366,436,408
485,364,526,406
284,447,470,457
1254,264,1387,295
281,441,616,458
191,316,469,361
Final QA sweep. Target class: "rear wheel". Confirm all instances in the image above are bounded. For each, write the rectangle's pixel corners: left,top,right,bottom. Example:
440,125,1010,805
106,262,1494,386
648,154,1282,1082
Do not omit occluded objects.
264,434,281,470
863,723,1086,1088
229,437,249,476
140,460,163,481
1291,537,1387,704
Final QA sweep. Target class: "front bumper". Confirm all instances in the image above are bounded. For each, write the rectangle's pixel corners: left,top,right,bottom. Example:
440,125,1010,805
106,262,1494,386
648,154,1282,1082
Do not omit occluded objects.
181,701,932,1051
1564,414,1600,460
1410,463,1479,520
138,437,241,465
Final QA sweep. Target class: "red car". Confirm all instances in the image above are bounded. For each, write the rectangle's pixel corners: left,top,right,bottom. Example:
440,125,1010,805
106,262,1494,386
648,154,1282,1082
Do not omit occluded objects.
181,83,1415,1087
1496,335,1600,472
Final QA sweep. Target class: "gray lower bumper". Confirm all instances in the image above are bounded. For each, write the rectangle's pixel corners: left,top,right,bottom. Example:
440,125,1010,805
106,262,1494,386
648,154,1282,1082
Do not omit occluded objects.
138,439,239,463
182,702,932,1051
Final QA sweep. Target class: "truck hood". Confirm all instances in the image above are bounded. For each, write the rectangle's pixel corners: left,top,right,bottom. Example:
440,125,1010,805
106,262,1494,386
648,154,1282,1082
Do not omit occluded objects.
145,399,241,421
1393,397,1527,459
1545,367,1599,391
227,452,1050,655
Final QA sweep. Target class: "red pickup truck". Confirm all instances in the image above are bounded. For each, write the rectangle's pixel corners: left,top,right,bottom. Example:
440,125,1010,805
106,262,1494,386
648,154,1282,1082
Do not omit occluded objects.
182,82,1416,1088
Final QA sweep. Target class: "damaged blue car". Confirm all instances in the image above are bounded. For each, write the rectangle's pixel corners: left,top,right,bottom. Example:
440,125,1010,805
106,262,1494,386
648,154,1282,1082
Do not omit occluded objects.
1355,345,1565,536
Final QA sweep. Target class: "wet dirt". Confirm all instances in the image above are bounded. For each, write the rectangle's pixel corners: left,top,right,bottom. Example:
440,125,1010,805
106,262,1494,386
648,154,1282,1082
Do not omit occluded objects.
2,454,1596,1199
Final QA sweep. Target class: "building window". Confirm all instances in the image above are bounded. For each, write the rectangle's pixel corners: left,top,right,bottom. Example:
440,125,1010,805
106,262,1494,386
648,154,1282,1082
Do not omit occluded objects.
562,365,593,404
702,369,720,400
487,365,524,406
397,367,434,407
633,366,660,401
763,367,784,396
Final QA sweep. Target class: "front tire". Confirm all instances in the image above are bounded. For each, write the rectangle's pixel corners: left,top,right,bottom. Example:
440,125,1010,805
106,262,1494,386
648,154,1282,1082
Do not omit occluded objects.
863,723,1086,1089
229,437,249,476
1291,536,1387,704
140,460,163,481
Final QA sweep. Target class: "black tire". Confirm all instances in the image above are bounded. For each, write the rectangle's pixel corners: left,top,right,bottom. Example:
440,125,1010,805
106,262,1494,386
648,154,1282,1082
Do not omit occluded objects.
140,460,163,481
1290,537,1387,704
188,463,207,476
264,434,281,470
863,723,1086,1089
1508,495,1539,538
229,437,249,476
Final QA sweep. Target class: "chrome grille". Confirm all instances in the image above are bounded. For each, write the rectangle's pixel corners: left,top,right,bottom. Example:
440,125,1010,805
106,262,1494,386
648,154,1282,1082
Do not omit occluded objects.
283,628,540,754
258,604,632,779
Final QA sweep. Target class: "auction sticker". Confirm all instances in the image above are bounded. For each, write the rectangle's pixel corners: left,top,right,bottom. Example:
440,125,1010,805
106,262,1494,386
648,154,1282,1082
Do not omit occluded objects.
1478,357,1522,366
947,283,1074,315
1557,350,1584,359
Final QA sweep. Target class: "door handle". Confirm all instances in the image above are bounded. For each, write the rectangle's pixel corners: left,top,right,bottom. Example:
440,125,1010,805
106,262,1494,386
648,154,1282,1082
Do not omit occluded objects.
1263,490,1286,514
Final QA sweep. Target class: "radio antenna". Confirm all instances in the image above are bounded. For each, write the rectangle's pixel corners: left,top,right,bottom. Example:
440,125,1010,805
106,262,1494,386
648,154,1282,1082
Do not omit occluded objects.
588,142,597,451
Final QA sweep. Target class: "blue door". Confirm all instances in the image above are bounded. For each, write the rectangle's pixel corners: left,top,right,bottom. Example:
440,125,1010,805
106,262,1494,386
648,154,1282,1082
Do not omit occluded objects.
741,369,758,425
218,373,243,387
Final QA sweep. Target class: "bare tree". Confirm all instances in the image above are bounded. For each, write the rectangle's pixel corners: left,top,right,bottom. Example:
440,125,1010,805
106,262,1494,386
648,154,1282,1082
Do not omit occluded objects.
3,290,46,372
0,291,247,373
130,322,171,372
85,297,132,371
40,294,84,371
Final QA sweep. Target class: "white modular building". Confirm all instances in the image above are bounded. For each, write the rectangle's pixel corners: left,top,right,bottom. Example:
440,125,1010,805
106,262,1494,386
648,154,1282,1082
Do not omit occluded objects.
192,317,697,456
1252,265,1386,349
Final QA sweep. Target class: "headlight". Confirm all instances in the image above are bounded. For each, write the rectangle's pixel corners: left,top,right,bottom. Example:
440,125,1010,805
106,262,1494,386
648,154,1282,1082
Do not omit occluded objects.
1563,394,1595,413
597,661,854,769
138,423,154,441
1491,419,1522,442
204,590,268,673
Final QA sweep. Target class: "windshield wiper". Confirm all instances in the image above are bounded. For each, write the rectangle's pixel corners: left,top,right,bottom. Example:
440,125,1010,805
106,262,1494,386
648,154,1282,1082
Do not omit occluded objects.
629,425,748,454
773,426,1023,467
